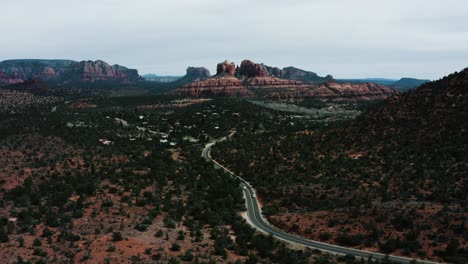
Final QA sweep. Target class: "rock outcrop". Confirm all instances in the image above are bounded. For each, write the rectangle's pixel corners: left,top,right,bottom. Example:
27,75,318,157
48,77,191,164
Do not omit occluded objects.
61,60,141,83
216,61,236,76
264,65,283,78
186,67,211,81
168,67,211,88
175,59,395,101
237,60,269,77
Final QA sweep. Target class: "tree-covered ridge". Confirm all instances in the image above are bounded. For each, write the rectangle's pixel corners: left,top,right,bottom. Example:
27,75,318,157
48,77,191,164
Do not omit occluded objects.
212,69,468,263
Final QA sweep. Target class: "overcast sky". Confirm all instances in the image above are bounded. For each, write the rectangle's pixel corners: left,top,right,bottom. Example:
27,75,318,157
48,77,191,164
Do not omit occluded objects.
1,0,467,79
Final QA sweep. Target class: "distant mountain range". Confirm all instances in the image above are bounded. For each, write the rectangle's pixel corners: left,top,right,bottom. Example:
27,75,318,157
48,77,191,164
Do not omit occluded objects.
142,73,182,83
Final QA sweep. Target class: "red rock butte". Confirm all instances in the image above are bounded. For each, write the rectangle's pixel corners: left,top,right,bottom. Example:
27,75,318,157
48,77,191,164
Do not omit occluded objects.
216,60,236,76
175,59,396,101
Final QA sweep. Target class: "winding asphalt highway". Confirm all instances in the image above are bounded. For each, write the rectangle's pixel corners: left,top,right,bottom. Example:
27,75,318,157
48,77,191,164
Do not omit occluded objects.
202,136,438,264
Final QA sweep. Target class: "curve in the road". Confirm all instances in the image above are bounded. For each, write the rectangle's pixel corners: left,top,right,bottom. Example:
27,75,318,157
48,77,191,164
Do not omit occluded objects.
202,138,438,264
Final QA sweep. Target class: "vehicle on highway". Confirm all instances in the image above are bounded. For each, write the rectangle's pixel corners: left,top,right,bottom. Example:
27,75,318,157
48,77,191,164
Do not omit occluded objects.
243,186,247,190
252,194,256,198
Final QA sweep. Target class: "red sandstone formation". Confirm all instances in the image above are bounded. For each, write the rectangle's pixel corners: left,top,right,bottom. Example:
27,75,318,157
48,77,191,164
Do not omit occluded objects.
326,82,395,100
175,76,253,97
62,60,141,83
237,60,269,77
216,60,236,76
175,59,396,100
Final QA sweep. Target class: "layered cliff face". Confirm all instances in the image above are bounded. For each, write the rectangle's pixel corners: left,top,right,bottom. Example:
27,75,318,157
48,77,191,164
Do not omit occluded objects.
61,60,141,83
175,76,253,97
325,81,395,100
175,59,395,101
0,59,142,85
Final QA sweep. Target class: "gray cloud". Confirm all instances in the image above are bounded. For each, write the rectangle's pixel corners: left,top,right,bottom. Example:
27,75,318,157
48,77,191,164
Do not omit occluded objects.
1,0,467,79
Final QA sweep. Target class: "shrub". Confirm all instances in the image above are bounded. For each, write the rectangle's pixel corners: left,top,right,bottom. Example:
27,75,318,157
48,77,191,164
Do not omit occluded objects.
33,238,42,246
112,231,123,241
319,232,332,240
171,242,180,251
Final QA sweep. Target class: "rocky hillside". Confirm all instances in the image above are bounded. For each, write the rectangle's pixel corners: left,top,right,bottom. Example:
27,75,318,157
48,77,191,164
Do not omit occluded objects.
212,68,468,263
355,68,467,157
175,59,395,101
0,59,142,85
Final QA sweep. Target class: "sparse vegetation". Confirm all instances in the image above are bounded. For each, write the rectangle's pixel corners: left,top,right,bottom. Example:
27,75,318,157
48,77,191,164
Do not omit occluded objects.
1,69,465,262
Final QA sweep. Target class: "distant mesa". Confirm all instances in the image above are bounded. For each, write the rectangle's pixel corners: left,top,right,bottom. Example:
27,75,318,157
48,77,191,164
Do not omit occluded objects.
61,60,141,83
167,66,211,87
282,66,334,84
175,59,395,101
185,66,211,81
391,77,430,91
0,59,142,85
